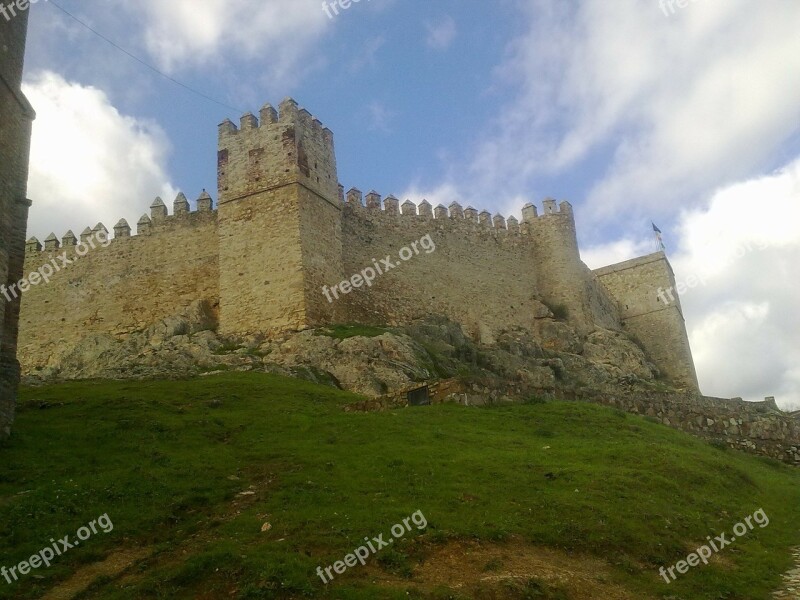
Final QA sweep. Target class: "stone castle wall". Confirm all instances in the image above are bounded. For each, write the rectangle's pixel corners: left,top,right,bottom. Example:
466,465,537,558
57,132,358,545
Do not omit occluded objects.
338,195,622,344
527,201,614,335
16,99,700,395
19,209,218,372
595,253,699,389
0,11,34,438
340,199,541,341
19,194,597,365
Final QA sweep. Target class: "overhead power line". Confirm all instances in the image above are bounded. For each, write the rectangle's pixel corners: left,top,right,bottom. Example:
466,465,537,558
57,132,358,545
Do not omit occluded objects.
47,0,245,114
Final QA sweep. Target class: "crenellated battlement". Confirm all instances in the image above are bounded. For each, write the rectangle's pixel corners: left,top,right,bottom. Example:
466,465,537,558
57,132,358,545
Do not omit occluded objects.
345,191,514,226
218,98,333,141
23,190,217,258
217,98,338,208
338,190,575,237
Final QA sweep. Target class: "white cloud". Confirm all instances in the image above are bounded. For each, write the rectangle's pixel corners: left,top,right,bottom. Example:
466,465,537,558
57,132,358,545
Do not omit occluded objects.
24,0,332,108
399,183,466,211
130,0,329,84
659,158,800,407
348,36,386,73
581,238,654,270
468,0,800,225
425,15,457,50
582,157,800,408
23,72,177,242
366,101,397,134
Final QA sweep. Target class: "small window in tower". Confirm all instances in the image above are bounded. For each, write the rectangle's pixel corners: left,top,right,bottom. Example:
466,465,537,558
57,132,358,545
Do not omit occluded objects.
249,148,264,165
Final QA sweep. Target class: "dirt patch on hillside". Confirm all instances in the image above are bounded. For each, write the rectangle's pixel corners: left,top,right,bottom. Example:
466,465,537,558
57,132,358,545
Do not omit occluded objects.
370,537,652,599
40,547,151,600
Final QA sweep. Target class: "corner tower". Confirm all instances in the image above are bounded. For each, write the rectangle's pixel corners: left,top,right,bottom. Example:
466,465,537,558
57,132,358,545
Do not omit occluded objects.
594,252,699,391
217,98,344,335
525,199,594,335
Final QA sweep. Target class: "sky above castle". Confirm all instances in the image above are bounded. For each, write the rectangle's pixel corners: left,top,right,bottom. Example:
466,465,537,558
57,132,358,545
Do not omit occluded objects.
18,0,800,407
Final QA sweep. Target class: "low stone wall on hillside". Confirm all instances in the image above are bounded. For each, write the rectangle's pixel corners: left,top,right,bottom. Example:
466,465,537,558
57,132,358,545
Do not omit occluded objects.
567,390,800,465
346,380,800,465
342,379,467,412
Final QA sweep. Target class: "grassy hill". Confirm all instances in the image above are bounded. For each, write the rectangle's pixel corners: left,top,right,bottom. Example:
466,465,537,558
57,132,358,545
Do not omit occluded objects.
0,373,798,599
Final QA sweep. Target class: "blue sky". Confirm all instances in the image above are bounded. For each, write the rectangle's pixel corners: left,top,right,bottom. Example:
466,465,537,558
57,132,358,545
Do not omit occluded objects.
18,0,800,406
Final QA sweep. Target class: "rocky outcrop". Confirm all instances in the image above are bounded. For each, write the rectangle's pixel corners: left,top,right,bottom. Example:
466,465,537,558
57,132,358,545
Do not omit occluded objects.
22,302,660,396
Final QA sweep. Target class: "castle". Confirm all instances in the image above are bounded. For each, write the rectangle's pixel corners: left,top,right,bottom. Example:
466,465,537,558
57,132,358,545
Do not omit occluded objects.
0,10,35,438
17,98,699,392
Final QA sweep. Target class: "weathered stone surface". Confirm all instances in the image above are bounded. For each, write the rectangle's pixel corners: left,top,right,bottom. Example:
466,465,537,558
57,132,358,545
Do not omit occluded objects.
536,319,582,354
582,328,656,380
0,10,34,439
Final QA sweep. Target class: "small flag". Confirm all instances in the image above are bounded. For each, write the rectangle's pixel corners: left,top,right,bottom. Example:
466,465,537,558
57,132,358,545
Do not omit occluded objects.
652,222,665,251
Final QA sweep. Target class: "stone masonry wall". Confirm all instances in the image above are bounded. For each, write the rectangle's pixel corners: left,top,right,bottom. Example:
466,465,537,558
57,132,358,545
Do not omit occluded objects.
339,199,542,343
18,209,219,372
217,185,308,335
17,192,679,382
339,196,622,345
299,185,346,327
0,11,34,438
217,99,342,335
526,201,619,335
595,253,699,390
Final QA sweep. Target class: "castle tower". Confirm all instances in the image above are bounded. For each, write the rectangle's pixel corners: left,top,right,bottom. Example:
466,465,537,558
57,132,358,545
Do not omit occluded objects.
594,253,700,391
217,98,343,335
526,200,594,334
0,9,35,437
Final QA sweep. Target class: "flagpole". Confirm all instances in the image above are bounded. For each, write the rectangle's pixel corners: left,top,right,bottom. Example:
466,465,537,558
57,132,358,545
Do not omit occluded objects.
652,222,665,253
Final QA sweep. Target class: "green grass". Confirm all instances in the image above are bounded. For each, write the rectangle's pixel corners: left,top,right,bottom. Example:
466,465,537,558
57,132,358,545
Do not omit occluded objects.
0,373,798,599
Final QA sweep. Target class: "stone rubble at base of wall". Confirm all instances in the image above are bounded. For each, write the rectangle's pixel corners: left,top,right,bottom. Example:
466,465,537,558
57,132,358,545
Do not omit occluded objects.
345,380,800,465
